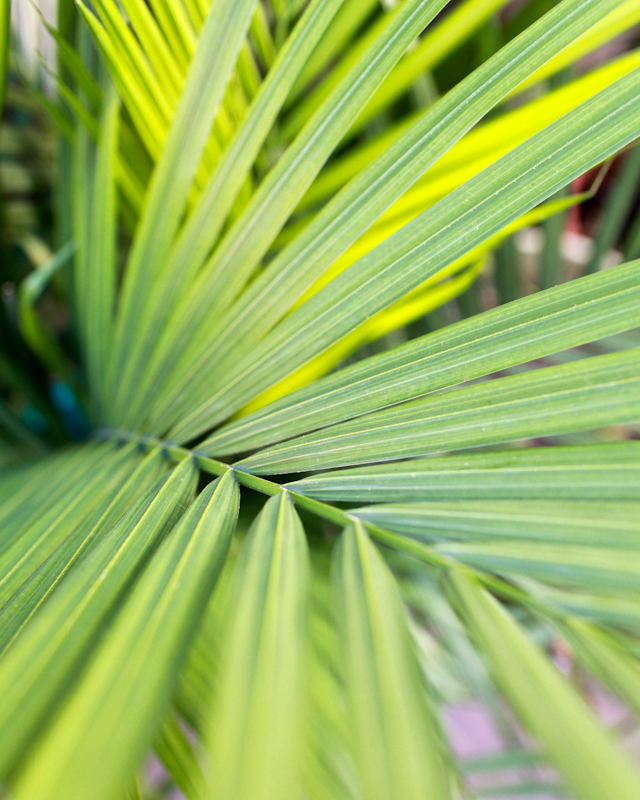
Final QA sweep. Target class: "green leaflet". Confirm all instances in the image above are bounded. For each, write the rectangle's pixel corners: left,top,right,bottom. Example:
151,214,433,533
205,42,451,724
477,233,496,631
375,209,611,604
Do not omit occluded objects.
0,442,138,608
285,0,509,140
287,442,640,503
0,445,105,555
587,143,640,274
0,0,9,116
238,347,640,474
168,66,640,442
287,0,379,103
479,571,640,635
155,711,206,800
557,618,640,717
443,567,640,800
207,492,308,800
11,473,238,800
18,240,77,383
333,522,451,800
0,447,166,655
352,500,640,548
83,76,119,418
143,0,623,436
174,545,239,733
104,0,258,416
0,456,196,781
6,0,640,795
205,261,640,457
72,16,99,337
303,557,359,800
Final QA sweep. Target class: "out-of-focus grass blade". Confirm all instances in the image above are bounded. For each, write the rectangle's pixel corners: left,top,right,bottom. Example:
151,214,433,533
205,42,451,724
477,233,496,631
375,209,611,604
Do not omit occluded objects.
0,0,10,116
40,15,102,112
559,618,640,717
0,447,166,654
82,76,119,419
104,0,258,416
443,567,640,800
205,260,640,457
11,473,238,800
171,67,640,443
155,711,206,800
352,500,640,547
111,0,346,423
145,0,623,436
19,240,76,382
624,202,640,261
72,17,98,330
587,144,640,274
333,522,451,800
238,347,640,474
288,442,640,502
207,492,308,800
0,457,196,782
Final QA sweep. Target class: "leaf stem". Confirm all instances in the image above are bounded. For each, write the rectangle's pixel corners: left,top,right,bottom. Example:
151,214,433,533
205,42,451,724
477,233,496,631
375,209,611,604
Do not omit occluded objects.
95,427,579,622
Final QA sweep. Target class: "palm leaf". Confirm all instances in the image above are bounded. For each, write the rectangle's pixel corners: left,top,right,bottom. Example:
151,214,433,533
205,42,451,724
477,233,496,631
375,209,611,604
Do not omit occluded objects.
4,0,640,796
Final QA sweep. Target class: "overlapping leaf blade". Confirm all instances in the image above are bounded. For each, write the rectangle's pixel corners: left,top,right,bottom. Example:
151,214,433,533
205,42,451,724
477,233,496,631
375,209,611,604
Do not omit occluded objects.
172,67,640,442
207,492,309,800
139,0,626,435
206,260,640,456
121,0,454,428
441,541,640,594
287,442,640,503
0,446,167,654
104,0,259,414
333,522,451,800
11,473,238,800
0,456,196,781
109,0,347,420
239,347,640,474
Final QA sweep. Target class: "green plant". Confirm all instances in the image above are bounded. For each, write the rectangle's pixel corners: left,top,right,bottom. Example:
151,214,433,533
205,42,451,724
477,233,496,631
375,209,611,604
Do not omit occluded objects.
1,0,640,798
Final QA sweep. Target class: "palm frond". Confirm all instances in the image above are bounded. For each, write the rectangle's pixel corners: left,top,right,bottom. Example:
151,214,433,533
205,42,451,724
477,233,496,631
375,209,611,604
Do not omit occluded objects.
3,0,640,797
